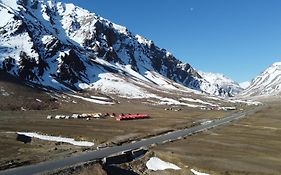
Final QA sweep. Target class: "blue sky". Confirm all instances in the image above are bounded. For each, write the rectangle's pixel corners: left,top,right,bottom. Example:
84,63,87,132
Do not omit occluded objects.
61,0,281,83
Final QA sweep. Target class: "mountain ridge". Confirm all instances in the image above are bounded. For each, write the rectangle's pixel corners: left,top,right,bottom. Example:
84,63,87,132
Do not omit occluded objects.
241,62,281,97
0,0,241,98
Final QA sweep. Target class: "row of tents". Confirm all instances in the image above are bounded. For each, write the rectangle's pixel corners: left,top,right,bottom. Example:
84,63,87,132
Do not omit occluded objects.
47,113,150,121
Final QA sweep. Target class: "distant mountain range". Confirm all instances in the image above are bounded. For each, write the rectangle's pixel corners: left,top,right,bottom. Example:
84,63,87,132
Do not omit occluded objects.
198,71,243,97
1,0,276,99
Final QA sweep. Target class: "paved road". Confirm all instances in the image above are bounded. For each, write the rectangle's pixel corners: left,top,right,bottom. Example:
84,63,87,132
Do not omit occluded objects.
0,107,261,175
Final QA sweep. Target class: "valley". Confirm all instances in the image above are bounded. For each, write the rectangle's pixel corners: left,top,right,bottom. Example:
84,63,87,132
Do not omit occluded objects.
0,100,264,174
49,99,280,175
0,0,281,175
0,97,228,171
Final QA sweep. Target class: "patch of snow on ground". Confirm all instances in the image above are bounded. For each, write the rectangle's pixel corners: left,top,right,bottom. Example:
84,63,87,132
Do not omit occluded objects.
180,97,217,107
0,88,9,96
200,120,213,125
158,97,205,108
68,94,114,105
228,99,262,106
17,132,94,147
90,95,110,101
146,157,181,171
191,169,210,175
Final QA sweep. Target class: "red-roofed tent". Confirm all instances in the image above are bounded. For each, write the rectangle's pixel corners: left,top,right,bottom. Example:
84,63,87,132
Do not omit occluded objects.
116,114,149,121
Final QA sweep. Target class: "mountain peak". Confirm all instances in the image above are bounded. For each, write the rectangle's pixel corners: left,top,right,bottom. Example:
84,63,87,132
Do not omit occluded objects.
272,62,281,67
241,61,281,97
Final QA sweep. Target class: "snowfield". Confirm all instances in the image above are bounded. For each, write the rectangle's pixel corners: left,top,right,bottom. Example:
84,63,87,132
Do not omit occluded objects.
89,73,158,99
17,132,95,147
146,157,181,171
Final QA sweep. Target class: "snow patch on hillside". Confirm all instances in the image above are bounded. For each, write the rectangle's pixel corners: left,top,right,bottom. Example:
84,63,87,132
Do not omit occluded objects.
145,71,178,90
68,94,114,105
89,73,156,99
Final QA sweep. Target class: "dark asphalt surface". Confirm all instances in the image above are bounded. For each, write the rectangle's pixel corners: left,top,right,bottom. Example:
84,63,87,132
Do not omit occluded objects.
0,107,261,175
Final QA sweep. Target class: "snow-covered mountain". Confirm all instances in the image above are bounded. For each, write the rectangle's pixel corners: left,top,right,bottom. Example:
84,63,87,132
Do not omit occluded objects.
0,0,240,98
198,71,243,97
241,62,281,96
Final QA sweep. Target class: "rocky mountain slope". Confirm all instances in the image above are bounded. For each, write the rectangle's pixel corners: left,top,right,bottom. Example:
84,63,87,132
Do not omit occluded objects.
0,0,241,98
241,62,281,97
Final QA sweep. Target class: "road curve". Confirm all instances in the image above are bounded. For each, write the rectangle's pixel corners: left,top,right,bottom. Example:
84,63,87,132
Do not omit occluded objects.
0,107,261,175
